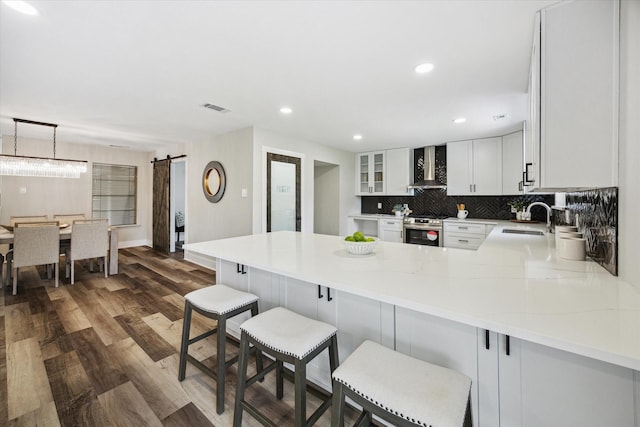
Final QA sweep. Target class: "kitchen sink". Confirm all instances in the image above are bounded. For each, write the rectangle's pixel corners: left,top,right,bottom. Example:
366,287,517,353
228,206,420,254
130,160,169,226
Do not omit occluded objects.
502,228,544,236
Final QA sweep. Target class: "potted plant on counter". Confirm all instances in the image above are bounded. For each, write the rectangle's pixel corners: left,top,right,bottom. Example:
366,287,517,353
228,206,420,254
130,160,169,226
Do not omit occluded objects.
508,199,528,220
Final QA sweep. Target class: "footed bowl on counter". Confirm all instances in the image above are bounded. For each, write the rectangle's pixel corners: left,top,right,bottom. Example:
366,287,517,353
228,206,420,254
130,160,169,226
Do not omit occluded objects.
343,238,378,255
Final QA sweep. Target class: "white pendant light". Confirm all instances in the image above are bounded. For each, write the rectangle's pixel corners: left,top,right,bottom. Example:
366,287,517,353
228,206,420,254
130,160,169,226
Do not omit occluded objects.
0,118,88,178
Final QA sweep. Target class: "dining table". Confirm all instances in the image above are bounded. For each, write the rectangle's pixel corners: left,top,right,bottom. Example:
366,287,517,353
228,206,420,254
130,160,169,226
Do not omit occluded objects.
0,225,119,275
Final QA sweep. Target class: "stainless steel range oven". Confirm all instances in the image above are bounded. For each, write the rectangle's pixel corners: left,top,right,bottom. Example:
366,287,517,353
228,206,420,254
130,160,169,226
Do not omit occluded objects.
403,216,445,247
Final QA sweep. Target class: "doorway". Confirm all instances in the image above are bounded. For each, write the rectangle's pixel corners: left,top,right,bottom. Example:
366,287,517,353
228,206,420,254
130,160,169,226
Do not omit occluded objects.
170,160,186,252
313,160,340,235
267,152,301,232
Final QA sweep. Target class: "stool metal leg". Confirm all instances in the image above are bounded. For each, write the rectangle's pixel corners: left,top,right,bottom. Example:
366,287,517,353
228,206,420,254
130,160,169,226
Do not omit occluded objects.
276,360,284,399
329,335,339,373
331,380,345,427
233,332,250,427
294,358,307,427
251,302,264,375
178,302,192,381
216,316,227,414
463,395,472,427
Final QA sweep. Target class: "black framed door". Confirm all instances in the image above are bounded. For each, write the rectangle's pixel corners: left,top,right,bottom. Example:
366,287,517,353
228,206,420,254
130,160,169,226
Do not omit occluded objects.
267,153,301,232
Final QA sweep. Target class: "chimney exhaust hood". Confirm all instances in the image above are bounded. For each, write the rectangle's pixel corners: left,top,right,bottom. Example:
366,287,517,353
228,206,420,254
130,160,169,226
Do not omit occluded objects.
408,145,447,189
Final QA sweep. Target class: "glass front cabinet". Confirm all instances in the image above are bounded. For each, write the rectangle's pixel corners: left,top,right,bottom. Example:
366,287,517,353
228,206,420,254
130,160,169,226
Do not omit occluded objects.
356,151,385,195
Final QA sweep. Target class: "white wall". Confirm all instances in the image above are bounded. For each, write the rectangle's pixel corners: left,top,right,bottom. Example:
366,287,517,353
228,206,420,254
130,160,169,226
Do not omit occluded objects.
186,127,254,244
252,128,358,236
618,0,640,285
314,163,340,235
0,135,153,248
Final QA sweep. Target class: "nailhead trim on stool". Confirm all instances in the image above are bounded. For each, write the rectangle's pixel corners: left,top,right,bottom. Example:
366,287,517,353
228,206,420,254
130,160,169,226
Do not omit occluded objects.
332,340,472,427
234,307,339,427
178,284,261,415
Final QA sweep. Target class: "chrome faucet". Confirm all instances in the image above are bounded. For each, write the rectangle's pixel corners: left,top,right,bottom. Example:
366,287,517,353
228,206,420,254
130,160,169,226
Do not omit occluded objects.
526,202,552,232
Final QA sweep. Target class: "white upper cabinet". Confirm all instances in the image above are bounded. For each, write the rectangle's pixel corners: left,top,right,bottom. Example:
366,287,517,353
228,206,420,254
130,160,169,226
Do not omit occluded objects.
355,148,411,196
526,0,619,191
502,130,524,195
446,140,473,195
356,151,385,195
447,137,502,196
384,147,411,195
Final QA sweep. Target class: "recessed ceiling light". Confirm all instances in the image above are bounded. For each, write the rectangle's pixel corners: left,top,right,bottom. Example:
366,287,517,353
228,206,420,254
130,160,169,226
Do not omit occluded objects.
280,107,292,114
2,1,38,15
414,63,434,74
453,118,466,124
353,134,363,141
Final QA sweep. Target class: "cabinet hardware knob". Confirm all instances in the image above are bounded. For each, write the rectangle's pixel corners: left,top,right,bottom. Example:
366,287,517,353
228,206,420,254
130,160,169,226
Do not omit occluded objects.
459,239,469,243
327,287,333,302
506,335,511,356
241,264,247,274
485,329,490,350
317,285,324,299
237,263,241,274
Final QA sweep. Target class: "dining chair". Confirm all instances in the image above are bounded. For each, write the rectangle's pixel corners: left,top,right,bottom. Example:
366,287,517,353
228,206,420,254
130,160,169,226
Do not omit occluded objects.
11,221,60,295
53,213,86,225
4,216,51,288
53,213,86,253
9,215,49,226
65,219,109,284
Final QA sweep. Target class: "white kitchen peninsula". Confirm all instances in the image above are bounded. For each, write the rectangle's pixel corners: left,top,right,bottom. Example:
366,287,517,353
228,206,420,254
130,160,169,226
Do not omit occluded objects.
185,227,640,426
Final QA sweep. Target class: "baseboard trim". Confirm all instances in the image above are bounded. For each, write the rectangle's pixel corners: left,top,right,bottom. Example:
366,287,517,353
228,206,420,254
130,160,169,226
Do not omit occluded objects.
184,250,216,270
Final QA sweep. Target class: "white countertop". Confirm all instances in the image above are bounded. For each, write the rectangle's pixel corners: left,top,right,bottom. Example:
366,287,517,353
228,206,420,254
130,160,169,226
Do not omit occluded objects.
348,213,401,219
443,217,499,225
185,225,640,371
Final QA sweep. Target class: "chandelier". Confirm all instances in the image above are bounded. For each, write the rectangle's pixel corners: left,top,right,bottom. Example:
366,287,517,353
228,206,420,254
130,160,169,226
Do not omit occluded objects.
0,118,88,178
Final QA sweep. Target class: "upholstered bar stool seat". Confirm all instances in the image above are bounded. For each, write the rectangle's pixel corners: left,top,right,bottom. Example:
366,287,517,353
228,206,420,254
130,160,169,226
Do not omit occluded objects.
234,306,339,427
332,340,472,427
178,284,261,414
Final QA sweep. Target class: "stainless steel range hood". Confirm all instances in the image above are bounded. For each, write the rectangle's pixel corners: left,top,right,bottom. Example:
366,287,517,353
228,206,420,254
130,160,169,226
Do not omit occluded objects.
408,146,447,189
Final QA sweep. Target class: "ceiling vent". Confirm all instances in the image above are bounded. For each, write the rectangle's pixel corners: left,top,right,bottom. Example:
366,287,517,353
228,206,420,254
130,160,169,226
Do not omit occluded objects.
203,103,231,114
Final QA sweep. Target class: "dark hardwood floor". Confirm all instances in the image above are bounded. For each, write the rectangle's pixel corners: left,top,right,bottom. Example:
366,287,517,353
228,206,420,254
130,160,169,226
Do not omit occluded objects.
1,246,360,426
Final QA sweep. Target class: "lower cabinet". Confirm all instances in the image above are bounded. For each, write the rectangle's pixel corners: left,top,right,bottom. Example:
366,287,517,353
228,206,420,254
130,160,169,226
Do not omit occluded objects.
443,221,487,250
481,333,637,427
216,259,280,337
378,218,403,242
217,259,250,292
397,308,639,427
395,307,480,426
283,277,394,390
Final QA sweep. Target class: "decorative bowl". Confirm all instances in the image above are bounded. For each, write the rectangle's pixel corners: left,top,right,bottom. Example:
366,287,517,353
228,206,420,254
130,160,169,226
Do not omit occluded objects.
343,238,378,255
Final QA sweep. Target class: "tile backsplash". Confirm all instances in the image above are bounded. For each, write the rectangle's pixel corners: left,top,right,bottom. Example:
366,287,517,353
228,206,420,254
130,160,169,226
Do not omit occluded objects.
552,187,618,276
362,191,554,222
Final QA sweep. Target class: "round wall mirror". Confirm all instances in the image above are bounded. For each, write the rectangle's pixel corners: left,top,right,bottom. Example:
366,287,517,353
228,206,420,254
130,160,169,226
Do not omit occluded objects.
202,161,226,203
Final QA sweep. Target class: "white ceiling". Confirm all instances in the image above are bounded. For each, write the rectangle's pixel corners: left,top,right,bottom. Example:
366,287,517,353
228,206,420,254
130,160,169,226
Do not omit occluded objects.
0,0,557,153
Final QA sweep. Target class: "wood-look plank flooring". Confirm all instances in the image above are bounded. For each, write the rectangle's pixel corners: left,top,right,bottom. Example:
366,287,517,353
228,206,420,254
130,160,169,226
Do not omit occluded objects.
1,246,363,426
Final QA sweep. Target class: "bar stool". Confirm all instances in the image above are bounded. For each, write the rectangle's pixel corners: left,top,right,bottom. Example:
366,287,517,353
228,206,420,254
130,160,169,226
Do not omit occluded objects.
178,284,261,414
332,340,472,427
234,306,339,427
